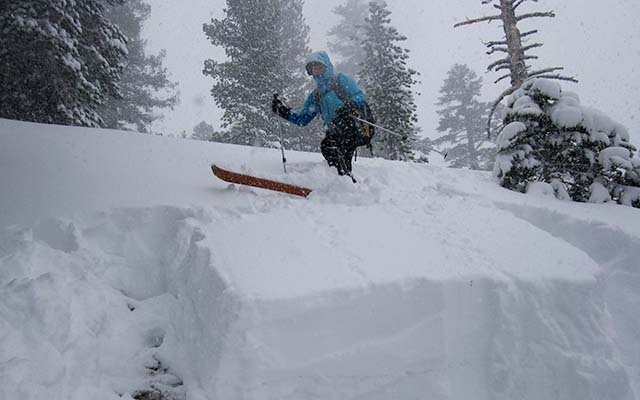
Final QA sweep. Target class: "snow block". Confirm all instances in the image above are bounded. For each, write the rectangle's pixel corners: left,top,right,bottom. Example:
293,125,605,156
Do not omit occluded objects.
2,206,635,400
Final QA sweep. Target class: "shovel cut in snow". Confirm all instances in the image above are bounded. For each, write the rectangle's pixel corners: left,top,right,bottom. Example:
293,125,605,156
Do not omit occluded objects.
211,164,312,198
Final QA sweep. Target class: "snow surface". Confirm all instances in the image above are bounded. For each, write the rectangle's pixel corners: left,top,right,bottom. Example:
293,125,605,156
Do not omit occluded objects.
530,79,561,100
1,118,640,399
496,121,526,152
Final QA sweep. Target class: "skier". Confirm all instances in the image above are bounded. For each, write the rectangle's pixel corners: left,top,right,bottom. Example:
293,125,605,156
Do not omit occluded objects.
271,51,371,177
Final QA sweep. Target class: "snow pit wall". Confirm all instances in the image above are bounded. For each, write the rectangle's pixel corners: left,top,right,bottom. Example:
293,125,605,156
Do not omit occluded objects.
1,206,634,400
213,278,631,400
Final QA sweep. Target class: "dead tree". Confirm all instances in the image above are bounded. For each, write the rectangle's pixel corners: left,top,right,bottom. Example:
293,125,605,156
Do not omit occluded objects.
454,0,577,136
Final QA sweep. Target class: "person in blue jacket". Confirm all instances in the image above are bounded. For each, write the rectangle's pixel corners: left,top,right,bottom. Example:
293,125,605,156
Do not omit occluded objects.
272,51,369,177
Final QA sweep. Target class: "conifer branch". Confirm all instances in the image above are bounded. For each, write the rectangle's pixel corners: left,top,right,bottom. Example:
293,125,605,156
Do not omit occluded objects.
487,46,509,55
517,11,555,21
520,29,539,38
487,86,519,138
454,14,502,28
484,40,508,47
513,0,526,10
527,66,565,77
487,57,510,72
494,73,511,84
522,43,544,53
526,74,578,83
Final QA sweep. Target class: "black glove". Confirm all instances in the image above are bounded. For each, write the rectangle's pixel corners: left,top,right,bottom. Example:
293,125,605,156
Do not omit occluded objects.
272,94,291,120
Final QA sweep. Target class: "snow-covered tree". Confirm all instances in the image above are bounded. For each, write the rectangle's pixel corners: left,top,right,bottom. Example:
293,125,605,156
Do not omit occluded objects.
101,0,179,133
495,79,640,208
435,64,496,170
454,0,576,135
359,1,420,161
327,0,373,77
203,0,311,148
0,0,127,127
192,121,215,141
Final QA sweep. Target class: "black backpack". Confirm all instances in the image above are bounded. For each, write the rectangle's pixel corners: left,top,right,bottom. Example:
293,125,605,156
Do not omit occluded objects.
312,73,376,149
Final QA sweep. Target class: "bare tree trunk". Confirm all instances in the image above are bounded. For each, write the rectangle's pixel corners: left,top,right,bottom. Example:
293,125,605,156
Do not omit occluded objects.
500,0,527,87
454,0,576,137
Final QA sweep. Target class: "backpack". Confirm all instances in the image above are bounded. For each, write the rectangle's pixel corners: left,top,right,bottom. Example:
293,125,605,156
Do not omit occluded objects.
312,73,376,149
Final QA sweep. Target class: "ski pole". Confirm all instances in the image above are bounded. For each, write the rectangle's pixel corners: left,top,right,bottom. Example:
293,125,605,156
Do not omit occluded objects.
350,115,448,159
273,93,288,173
279,132,287,174
350,115,403,138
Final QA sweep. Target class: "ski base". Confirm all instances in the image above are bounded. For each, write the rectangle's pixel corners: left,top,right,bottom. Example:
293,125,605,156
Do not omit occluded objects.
211,164,312,198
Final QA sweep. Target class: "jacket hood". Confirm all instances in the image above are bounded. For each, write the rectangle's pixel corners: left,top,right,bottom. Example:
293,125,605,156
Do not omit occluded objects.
305,51,334,81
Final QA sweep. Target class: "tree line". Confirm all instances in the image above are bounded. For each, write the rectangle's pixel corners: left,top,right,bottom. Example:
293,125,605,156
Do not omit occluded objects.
0,0,178,132
0,0,489,164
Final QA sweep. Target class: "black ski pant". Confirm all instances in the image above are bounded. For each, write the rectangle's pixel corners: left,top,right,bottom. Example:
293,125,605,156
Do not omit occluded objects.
320,115,366,175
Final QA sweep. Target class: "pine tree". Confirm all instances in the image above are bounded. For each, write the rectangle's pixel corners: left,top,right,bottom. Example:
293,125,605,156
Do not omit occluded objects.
435,64,496,170
203,0,311,148
454,0,576,135
101,0,179,133
192,121,215,141
359,1,420,161
495,79,640,208
412,137,434,163
327,0,372,78
0,0,127,127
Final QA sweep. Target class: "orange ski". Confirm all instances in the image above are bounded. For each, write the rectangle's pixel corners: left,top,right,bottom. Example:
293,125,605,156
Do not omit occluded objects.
211,164,312,198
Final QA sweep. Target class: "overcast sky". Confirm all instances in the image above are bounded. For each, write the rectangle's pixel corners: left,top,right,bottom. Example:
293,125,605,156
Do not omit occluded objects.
144,0,640,144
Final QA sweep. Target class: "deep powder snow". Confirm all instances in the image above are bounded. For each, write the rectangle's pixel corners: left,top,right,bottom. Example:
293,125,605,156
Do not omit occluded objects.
1,119,639,399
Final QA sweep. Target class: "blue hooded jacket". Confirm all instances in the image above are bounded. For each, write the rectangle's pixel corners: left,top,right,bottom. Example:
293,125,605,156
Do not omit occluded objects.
288,51,367,128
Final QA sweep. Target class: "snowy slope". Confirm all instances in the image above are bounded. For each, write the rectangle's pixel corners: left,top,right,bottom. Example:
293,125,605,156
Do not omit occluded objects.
1,118,639,400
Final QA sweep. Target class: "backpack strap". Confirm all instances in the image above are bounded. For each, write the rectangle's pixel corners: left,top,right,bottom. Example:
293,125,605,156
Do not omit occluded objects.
333,74,360,111
312,73,356,112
